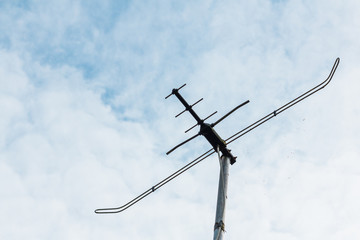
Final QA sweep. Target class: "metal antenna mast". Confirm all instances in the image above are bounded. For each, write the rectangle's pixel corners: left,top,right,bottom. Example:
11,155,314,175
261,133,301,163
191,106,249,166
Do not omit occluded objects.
95,58,340,239
214,148,230,240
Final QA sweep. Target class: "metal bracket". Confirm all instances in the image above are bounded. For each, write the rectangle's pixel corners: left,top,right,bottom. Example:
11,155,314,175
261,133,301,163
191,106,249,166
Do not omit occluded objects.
214,220,225,232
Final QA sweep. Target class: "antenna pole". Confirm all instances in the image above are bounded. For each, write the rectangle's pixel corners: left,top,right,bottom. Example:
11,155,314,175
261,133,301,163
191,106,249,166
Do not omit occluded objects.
213,152,230,240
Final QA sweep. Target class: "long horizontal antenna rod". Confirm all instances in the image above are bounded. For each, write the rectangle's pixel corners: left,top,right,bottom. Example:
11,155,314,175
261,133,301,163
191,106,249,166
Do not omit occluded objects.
225,57,340,145
95,149,215,214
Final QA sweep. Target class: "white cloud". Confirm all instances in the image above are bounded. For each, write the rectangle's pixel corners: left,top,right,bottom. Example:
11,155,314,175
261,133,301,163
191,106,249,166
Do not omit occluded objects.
0,0,360,239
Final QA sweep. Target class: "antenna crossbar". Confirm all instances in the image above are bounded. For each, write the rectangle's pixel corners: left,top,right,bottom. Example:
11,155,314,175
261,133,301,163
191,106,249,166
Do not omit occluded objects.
225,57,340,145
95,149,215,214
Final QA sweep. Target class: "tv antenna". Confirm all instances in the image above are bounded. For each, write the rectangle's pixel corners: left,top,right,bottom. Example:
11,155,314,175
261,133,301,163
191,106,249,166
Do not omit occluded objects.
95,58,340,239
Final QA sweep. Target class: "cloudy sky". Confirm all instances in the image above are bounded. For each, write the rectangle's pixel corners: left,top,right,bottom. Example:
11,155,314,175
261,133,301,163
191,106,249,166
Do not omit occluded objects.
1,0,359,239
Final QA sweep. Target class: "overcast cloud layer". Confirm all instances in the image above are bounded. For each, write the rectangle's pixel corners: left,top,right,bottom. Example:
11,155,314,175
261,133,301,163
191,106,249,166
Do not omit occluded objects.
1,0,359,239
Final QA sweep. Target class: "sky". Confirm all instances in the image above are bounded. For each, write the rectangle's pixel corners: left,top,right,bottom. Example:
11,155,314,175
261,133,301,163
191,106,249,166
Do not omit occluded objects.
0,0,359,239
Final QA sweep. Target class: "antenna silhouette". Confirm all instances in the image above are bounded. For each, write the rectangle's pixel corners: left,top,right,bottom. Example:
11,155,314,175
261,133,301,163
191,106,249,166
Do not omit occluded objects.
164,83,249,164
95,57,340,238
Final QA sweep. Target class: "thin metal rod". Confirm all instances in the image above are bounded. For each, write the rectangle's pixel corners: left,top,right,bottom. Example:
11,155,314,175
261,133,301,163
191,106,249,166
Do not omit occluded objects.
175,98,204,118
165,83,186,99
166,133,200,155
212,100,250,127
213,151,230,240
225,57,340,145
184,111,217,133
175,109,188,118
95,148,215,214
204,111,218,122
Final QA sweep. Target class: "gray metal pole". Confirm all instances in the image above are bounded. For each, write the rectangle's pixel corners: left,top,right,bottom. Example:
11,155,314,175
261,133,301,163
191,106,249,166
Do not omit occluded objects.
213,153,230,240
